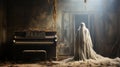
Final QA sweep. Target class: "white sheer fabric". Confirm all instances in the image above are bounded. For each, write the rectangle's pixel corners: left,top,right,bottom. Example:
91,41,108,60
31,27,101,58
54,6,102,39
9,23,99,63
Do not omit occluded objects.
74,22,102,61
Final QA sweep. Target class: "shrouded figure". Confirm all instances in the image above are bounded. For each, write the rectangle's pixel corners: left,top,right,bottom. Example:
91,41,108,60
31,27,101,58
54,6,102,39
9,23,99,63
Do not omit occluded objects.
74,22,102,61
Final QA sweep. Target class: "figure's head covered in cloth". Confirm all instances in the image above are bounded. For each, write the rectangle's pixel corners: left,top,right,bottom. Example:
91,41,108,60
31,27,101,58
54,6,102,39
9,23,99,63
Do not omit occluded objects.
78,22,86,30
80,22,86,27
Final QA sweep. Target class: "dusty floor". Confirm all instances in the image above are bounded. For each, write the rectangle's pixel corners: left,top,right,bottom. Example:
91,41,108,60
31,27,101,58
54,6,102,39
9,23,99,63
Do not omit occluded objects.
0,56,120,67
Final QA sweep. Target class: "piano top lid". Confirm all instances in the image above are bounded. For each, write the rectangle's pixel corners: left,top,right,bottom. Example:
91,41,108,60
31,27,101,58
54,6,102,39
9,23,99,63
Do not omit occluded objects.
14,30,56,32
14,31,56,34
14,31,57,37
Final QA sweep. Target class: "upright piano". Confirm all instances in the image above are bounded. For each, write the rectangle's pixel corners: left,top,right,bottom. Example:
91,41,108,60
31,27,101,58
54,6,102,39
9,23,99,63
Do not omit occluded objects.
12,31,57,60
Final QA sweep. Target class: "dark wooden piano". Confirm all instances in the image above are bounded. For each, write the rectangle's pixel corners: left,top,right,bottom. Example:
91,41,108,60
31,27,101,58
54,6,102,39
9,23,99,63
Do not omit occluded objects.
12,31,57,61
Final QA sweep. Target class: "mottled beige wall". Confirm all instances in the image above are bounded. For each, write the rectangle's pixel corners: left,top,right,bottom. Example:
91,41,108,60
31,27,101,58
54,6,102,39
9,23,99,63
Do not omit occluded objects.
93,12,119,57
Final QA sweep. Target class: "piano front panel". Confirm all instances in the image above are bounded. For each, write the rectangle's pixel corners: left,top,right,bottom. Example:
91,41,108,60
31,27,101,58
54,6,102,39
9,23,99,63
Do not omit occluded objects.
12,31,57,60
